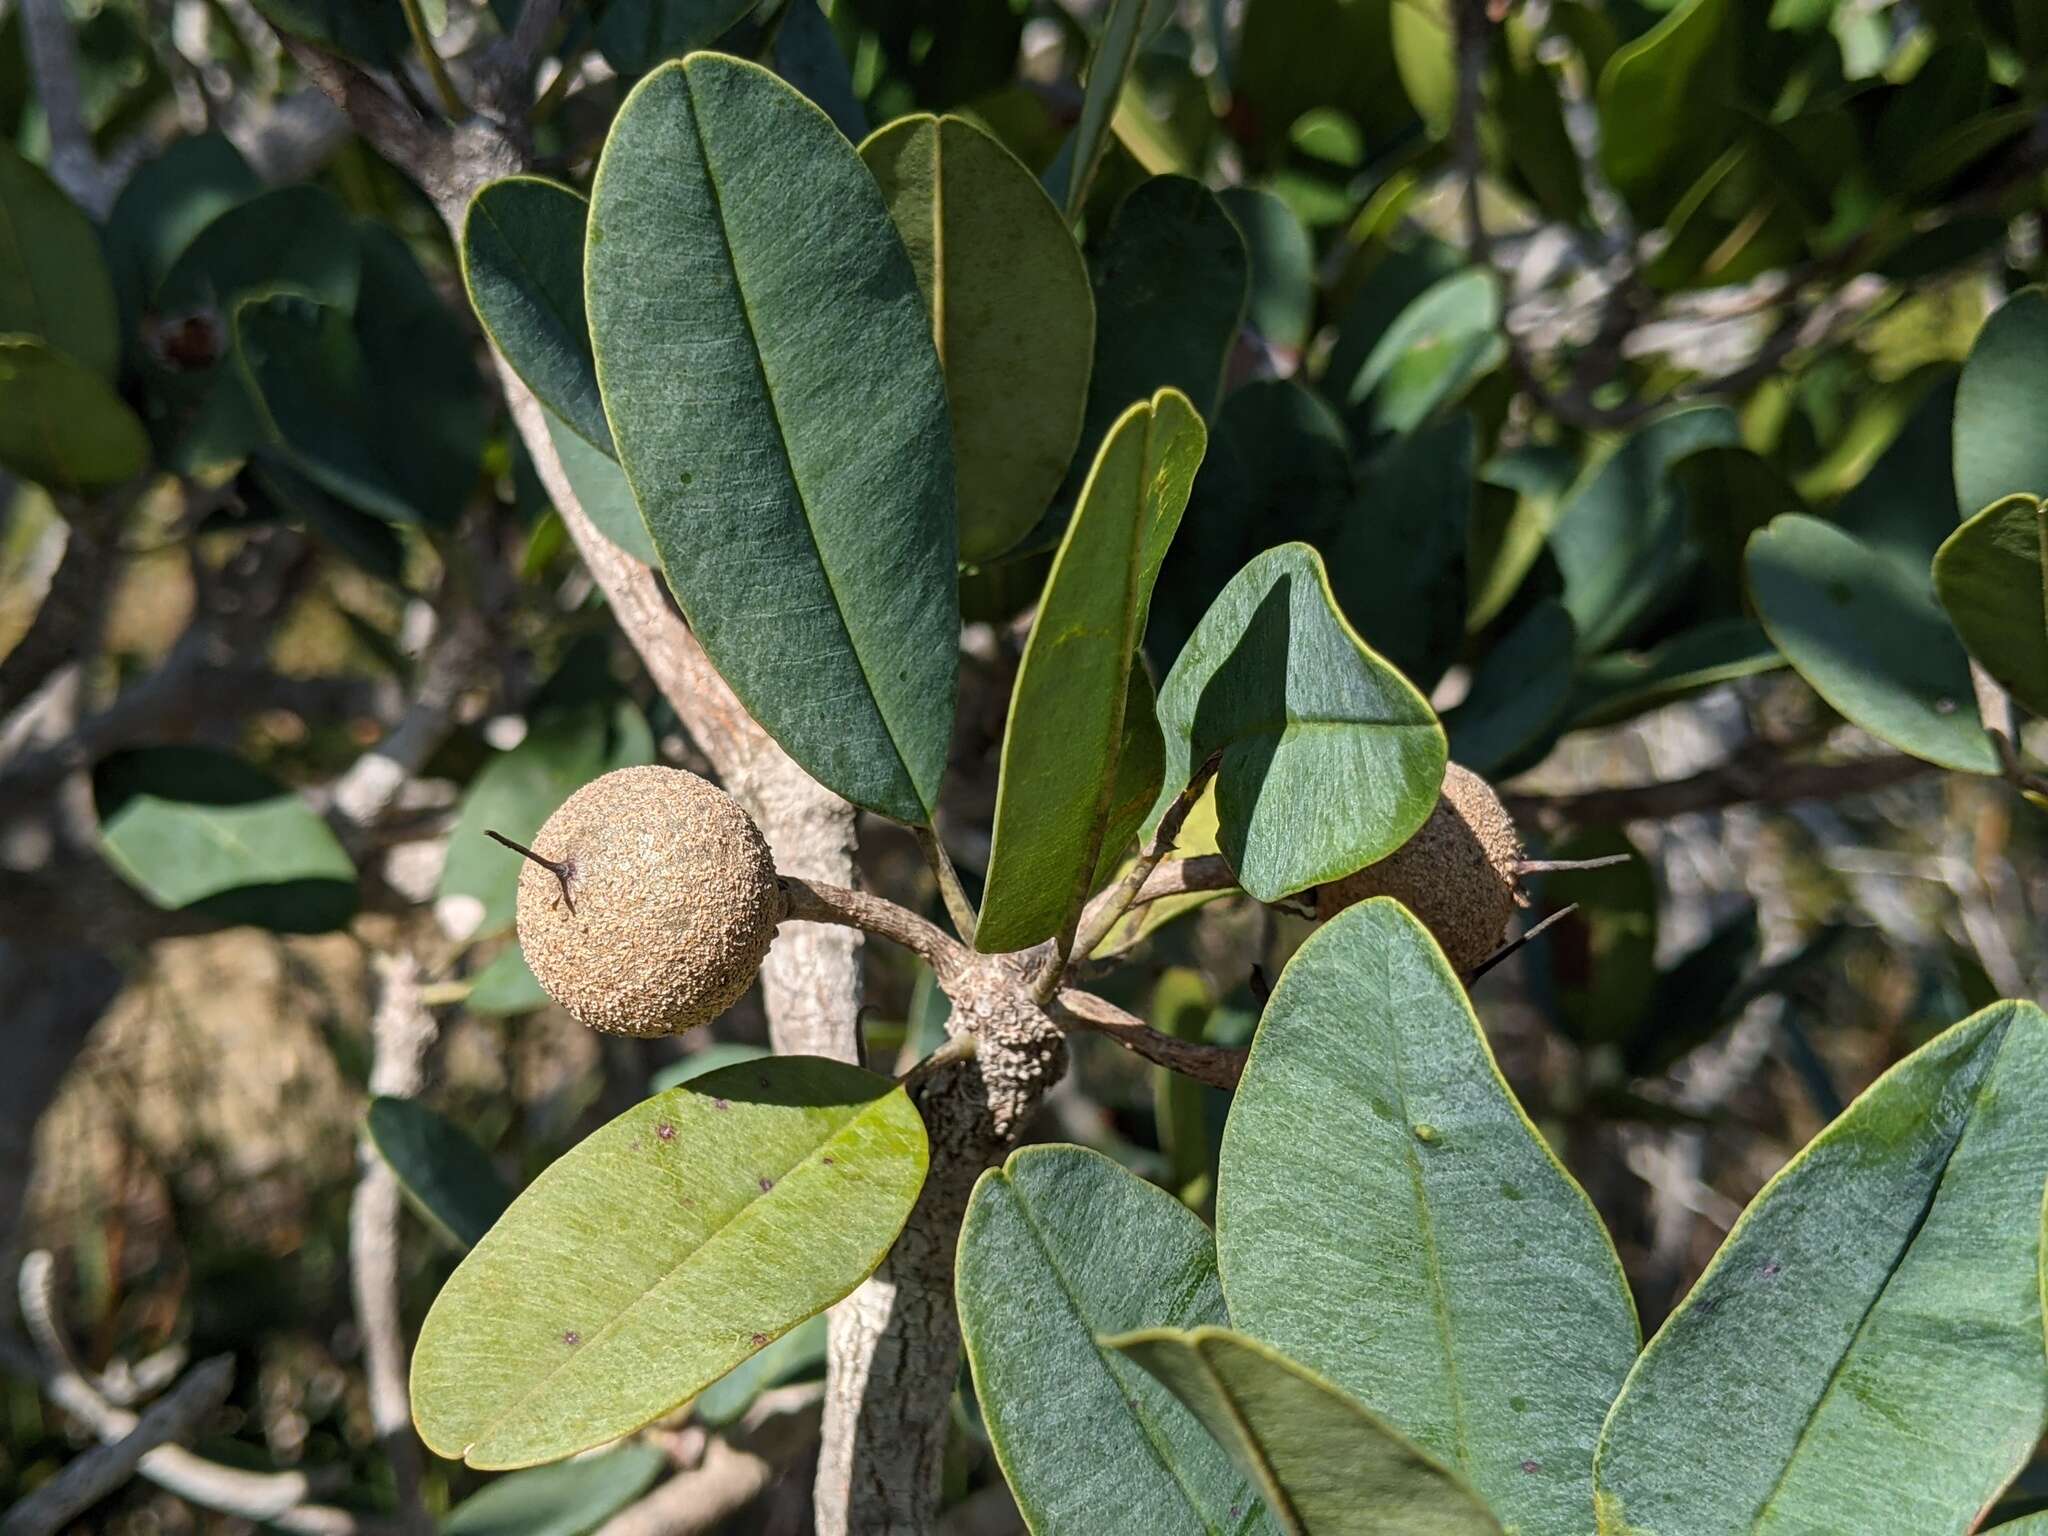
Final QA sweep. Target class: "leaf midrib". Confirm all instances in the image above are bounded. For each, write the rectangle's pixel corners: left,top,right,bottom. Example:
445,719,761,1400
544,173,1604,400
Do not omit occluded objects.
675,66,927,819
1002,1175,1229,1531
461,1091,905,1457
1745,1031,2003,1529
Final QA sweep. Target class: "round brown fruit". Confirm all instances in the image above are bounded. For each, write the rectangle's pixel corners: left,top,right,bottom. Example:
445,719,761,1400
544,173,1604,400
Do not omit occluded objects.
515,766,783,1036
1314,763,1525,974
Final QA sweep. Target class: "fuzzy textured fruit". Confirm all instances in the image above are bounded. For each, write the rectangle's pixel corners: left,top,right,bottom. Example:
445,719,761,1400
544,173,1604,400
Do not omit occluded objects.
515,766,782,1036
1314,763,1525,974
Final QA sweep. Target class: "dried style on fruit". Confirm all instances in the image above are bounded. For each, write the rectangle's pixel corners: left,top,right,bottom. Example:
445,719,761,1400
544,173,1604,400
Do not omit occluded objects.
516,766,783,1036
1314,763,1526,974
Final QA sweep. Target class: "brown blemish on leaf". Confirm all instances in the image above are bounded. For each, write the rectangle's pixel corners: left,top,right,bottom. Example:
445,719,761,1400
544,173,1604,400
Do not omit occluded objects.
758,1176,775,1193
656,1121,676,1142
562,1330,581,1347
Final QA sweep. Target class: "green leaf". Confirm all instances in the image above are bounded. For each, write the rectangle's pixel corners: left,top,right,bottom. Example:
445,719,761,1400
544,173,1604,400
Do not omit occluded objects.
1746,514,2000,774
1564,619,1784,731
467,943,550,1017
694,1312,827,1428
1955,288,2048,525
860,113,1095,564
594,0,755,74
441,1444,667,1536
0,139,118,379
463,177,612,456
0,337,150,493
438,701,654,940
1217,188,1313,353
1934,494,2048,719
544,404,657,564
1332,415,1474,693
1596,0,1733,223
1594,1001,2048,1535
1043,174,1248,550
1147,544,1445,903
366,1098,513,1250
1390,0,1456,138
104,133,260,341
412,1057,929,1468
1091,666,1167,892
1065,0,1161,221
977,389,1205,953
587,53,959,825
1443,598,1577,777
649,1042,771,1093
955,1145,1270,1533
93,746,357,933
1343,270,1503,437
1103,1328,1505,1536
1218,899,1639,1535
1550,405,1740,655
249,0,407,69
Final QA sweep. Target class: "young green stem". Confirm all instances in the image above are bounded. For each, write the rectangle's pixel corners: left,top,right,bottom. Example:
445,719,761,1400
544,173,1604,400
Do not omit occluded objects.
913,822,979,948
397,0,467,118
1053,753,1222,999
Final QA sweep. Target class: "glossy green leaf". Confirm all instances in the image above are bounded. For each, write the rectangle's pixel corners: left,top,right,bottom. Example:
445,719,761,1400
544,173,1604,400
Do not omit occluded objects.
412,1057,929,1468
1218,187,1313,353
1746,514,2000,774
441,1443,667,1536
438,701,653,939
956,1145,1270,1534
860,113,1094,564
1594,1001,2048,1535
1147,544,1445,903
694,1312,827,1428
1104,1328,1504,1536
1596,0,1733,222
1218,899,1640,1535
587,53,959,824
0,140,117,379
1934,494,2048,719
1955,288,2048,525
366,1098,513,1250
93,746,357,933
463,177,612,456
978,389,1205,953
1065,0,1161,221
1565,619,1785,731
543,405,657,563
0,337,150,493
1443,598,1576,777
1550,405,1740,655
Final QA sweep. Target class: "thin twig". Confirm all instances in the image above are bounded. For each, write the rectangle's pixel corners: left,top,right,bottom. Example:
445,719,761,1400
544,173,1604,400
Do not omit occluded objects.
1465,903,1578,984
1123,853,1240,909
348,954,439,1536
780,876,971,980
1509,854,1633,876
16,1255,389,1533
1061,754,1222,997
2,1356,234,1536
18,0,116,214
914,822,979,947
1051,989,1248,1090
1506,749,1937,829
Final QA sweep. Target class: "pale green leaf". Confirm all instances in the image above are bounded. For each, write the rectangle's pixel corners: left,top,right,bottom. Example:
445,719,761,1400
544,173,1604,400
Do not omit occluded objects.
0,337,150,493
441,1444,666,1536
0,140,118,379
1218,899,1639,1535
1933,493,2048,719
978,389,1205,953
1594,1001,2048,1535
412,1057,929,1468
1104,1327,1504,1536
956,1145,1270,1534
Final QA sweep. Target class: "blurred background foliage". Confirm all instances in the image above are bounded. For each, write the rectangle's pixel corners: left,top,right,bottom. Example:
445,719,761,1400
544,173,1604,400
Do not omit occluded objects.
1,0,2045,1529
